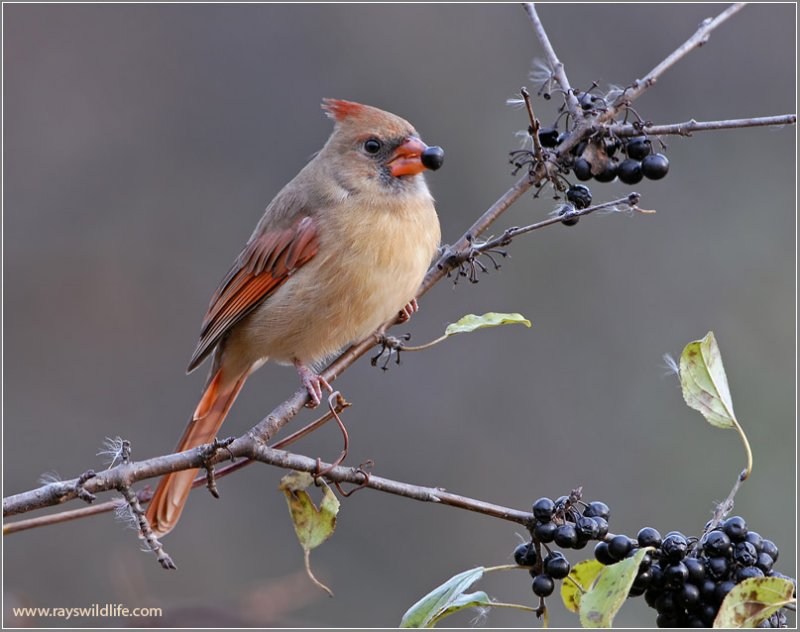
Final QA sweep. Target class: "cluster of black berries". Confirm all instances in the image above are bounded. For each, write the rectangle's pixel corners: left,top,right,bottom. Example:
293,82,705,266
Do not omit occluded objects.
513,493,612,598
570,135,669,184
537,121,670,186
593,516,794,628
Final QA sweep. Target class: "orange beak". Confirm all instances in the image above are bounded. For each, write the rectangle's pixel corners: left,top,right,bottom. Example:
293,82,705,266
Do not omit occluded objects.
387,137,429,177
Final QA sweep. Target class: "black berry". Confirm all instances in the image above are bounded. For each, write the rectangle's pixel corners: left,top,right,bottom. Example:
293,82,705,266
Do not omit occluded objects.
576,516,600,540
592,517,610,540
532,497,556,523
534,521,557,543
608,535,633,561
603,137,622,158
733,541,758,567
513,542,538,566
702,530,732,557
705,555,729,580
421,146,444,171
595,541,616,566
538,127,559,148
661,533,688,562
714,580,737,604
761,539,779,562
756,552,774,573
554,523,579,548
632,569,652,592
664,562,689,589
532,573,555,597
736,566,764,582
583,501,610,520
625,136,652,160
641,153,669,179
558,204,580,227
573,157,593,181
744,531,764,551
684,556,706,584
637,527,662,549
721,516,748,542
566,184,592,210
617,159,643,184
544,552,571,579
676,582,700,609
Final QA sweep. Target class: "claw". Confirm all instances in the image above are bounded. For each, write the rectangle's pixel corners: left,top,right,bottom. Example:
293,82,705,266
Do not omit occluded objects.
294,360,333,408
397,298,419,323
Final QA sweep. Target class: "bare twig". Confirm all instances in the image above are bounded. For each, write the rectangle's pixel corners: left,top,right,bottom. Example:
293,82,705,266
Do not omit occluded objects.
4,438,534,533
520,87,544,161
118,484,175,570
477,194,649,252
599,3,747,122
609,114,797,137
248,444,534,526
3,400,351,533
523,3,581,118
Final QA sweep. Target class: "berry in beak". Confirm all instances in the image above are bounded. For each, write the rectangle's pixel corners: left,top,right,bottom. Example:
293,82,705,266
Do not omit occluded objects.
421,146,444,171
388,137,444,177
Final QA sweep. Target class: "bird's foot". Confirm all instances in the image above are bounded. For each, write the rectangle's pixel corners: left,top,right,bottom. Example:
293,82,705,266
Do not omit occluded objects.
294,361,333,408
397,298,419,323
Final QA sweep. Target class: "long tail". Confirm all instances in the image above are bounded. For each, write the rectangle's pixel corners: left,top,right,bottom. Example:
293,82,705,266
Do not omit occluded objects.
145,368,246,537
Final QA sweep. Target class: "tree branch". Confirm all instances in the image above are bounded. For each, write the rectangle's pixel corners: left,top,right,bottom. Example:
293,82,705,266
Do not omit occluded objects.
599,3,747,123
608,114,797,137
523,3,581,119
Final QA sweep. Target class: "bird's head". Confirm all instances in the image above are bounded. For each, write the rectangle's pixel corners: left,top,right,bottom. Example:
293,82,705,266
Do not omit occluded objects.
320,98,444,196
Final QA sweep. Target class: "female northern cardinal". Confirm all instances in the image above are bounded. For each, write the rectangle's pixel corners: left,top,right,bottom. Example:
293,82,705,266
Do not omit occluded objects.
146,99,444,536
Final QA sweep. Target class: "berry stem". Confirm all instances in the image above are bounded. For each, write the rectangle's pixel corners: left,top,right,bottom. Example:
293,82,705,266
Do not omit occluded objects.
485,563,531,573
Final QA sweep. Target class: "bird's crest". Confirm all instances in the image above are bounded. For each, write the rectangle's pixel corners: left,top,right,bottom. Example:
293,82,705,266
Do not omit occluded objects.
322,98,367,122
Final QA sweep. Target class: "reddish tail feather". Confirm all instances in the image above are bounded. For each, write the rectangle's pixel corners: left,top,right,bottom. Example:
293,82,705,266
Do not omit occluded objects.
145,369,246,537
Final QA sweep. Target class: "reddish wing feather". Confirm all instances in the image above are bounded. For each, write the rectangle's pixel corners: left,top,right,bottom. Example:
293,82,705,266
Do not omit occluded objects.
187,216,319,372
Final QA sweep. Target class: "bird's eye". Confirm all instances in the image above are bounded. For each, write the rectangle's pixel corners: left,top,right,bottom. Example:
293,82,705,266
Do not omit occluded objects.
363,138,382,154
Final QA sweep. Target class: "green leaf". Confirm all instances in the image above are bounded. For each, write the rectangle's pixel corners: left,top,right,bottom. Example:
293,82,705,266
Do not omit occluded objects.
400,567,485,628
426,590,493,627
279,471,340,595
679,331,738,429
580,547,651,628
713,577,795,628
444,312,531,337
561,559,605,613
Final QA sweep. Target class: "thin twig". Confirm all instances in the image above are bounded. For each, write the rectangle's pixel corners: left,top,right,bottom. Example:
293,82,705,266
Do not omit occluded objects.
705,468,748,534
4,400,351,533
4,441,534,532
523,3,581,118
521,87,544,161
478,194,649,251
599,3,747,123
118,484,175,570
248,444,534,526
609,114,797,137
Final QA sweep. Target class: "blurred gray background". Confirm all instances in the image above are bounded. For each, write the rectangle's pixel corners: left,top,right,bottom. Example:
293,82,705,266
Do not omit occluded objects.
3,3,795,628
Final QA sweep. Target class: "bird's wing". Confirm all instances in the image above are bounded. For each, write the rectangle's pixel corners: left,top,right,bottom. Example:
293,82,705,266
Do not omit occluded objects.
187,215,319,372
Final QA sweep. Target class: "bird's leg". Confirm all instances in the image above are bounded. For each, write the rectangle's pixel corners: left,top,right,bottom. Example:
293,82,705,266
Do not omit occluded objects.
294,360,333,408
397,298,419,323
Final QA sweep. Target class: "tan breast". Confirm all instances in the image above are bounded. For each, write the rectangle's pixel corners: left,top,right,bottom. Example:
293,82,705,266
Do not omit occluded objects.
225,192,440,371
